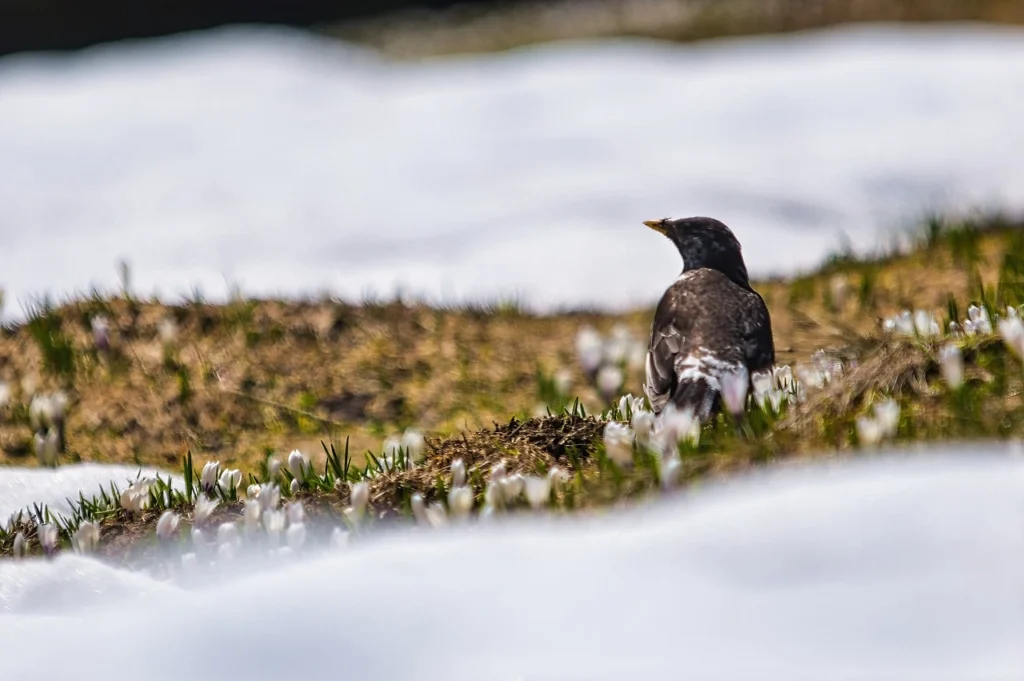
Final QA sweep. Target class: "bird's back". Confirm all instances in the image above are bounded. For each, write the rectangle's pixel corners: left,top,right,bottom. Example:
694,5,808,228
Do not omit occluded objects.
644,268,774,419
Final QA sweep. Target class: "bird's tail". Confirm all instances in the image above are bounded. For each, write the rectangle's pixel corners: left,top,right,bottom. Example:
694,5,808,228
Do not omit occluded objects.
670,378,719,422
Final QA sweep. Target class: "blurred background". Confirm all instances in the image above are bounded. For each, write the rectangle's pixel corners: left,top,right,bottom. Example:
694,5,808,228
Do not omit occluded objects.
1,0,1023,316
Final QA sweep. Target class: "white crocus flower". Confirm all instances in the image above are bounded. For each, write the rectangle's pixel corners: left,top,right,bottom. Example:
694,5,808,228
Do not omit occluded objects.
119,479,152,514
402,429,426,464
653,404,701,455
200,461,220,493
772,365,794,391
873,399,900,438
914,310,940,337
490,460,507,483
553,368,572,395
350,482,370,516
547,466,570,494
751,371,773,409
938,344,964,389
661,454,683,490
242,499,261,533
38,523,59,555
289,479,300,495
968,305,992,334
246,484,261,500
158,317,178,347
575,326,604,375
895,310,915,336
856,416,884,448
91,315,110,352
72,521,100,554
596,365,624,402
447,486,473,518
263,509,286,546
382,436,402,465
267,457,282,480
286,501,305,525
603,421,634,467
720,366,749,417
450,458,466,488
156,511,180,541
998,315,1024,359
257,483,281,512
501,473,525,504
484,480,503,510
631,409,655,445
218,469,241,493
411,493,429,526
523,476,552,509
287,449,308,482
13,531,26,558
35,429,59,468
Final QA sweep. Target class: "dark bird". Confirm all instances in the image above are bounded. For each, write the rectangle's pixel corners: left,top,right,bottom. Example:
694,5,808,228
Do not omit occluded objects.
642,216,775,421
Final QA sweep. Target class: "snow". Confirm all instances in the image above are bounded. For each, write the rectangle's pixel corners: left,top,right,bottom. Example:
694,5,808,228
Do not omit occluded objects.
1,447,1022,679
2,24,1024,315
0,464,178,527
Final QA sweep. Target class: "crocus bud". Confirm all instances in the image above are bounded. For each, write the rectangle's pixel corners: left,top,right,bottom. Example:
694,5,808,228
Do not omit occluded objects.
720,365,749,417
350,481,369,515
938,343,964,389
501,473,524,504
156,511,180,541
856,416,883,448
200,461,220,493
450,458,466,488
411,493,429,526
91,315,110,353
290,479,300,495
661,455,682,490
596,365,623,403
287,450,308,482
13,531,26,558
524,476,551,509
402,429,426,464
285,501,304,525
263,510,286,546
243,499,261,533
873,399,900,438
72,521,100,554
447,486,473,518
603,421,634,467
575,326,604,376
38,523,58,556
218,468,241,493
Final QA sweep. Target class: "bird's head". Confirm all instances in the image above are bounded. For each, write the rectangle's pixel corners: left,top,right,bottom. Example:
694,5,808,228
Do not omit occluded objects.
644,216,750,288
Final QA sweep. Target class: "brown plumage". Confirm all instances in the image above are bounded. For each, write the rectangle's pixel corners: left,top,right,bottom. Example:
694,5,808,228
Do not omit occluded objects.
643,216,775,420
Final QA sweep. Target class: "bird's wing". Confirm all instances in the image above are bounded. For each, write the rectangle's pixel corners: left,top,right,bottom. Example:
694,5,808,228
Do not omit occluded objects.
739,291,775,371
644,294,687,413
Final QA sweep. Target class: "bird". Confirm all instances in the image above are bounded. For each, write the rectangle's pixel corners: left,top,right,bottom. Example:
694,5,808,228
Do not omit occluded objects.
642,216,774,421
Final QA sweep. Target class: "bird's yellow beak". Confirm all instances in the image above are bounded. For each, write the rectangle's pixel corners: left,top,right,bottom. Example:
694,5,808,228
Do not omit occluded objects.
643,219,668,235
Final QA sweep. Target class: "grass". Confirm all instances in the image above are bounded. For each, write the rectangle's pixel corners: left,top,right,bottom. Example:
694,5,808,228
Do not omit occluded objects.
1,213,1024,562
330,0,1024,60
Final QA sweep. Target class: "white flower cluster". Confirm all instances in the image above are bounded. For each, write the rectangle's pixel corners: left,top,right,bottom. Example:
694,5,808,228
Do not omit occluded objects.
855,399,901,448
575,324,647,401
29,391,67,467
381,429,427,470
200,461,243,495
